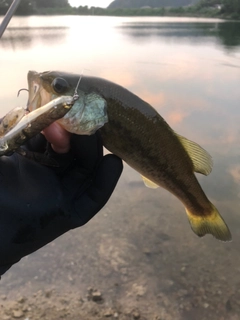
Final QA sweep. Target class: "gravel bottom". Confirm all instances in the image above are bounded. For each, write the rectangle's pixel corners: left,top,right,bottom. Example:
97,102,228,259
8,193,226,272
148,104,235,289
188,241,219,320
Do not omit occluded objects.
1,167,240,320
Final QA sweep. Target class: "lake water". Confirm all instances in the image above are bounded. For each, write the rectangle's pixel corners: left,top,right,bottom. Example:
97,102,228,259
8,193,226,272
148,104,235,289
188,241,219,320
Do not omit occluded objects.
0,15,240,320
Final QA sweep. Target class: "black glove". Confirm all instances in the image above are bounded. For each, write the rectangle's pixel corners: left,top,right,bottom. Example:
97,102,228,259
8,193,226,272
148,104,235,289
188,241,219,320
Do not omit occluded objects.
0,133,123,277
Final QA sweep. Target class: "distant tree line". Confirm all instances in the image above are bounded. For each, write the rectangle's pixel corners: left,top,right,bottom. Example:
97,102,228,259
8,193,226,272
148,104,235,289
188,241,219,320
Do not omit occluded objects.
75,1,240,19
0,0,69,15
197,0,240,12
108,0,199,9
0,0,239,19
221,0,240,15
197,0,240,17
107,0,240,16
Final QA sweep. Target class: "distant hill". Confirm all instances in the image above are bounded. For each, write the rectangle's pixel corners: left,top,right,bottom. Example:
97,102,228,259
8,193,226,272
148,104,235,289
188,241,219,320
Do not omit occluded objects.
108,0,200,9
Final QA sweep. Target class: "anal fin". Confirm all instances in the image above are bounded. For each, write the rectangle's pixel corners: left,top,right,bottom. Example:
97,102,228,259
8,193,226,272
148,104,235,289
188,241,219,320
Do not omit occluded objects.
141,176,159,189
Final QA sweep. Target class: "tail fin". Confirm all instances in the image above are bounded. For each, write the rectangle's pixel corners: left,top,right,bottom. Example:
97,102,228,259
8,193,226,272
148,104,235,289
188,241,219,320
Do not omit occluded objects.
186,204,232,242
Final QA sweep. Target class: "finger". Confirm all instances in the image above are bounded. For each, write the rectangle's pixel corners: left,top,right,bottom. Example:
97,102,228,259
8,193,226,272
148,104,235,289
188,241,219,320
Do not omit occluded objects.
43,122,71,154
72,154,123,226
24,133,47,152
70,132,103,171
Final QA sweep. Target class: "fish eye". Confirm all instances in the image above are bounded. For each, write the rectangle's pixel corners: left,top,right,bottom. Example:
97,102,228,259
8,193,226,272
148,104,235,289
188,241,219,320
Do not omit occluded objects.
51,77,69,94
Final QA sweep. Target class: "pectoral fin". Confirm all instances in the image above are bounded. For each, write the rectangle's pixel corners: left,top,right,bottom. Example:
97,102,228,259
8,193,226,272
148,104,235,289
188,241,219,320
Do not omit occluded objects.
141,176,159,189
176,133,213,176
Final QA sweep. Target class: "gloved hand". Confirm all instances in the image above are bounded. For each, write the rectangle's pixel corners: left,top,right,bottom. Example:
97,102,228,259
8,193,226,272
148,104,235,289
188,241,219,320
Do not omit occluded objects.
0,133,123,277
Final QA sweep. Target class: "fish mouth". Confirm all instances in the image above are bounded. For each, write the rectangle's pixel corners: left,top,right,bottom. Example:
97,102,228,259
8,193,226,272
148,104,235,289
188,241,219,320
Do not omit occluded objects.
27,70,55,112
26,70,108,136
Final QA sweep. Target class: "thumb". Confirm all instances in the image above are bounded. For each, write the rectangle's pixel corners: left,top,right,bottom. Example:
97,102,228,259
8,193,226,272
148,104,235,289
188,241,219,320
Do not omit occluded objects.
43,122,71,154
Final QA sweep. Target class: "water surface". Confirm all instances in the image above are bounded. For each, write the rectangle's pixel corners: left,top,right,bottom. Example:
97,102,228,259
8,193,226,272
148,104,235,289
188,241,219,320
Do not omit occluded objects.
0,16,240,320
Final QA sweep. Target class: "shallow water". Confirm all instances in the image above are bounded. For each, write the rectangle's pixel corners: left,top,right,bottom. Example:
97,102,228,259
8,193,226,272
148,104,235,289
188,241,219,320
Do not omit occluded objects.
0,16,240,320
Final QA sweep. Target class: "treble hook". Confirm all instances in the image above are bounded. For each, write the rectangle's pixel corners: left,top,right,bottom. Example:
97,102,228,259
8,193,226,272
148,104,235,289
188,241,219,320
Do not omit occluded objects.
17,88,29,97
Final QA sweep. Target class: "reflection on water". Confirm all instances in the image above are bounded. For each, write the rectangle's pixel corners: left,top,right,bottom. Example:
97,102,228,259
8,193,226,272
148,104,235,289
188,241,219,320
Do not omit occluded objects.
118,19,240,50
0,27,68,49
0,16,240,320
218,22,240,48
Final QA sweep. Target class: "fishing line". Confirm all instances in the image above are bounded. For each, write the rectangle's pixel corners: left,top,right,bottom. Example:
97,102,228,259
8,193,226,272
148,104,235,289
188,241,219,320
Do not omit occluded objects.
72,73,83,103
73,67,90,97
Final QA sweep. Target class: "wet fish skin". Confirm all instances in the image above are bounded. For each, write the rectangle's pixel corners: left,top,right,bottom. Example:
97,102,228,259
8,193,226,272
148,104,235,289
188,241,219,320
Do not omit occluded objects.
27,70,232,242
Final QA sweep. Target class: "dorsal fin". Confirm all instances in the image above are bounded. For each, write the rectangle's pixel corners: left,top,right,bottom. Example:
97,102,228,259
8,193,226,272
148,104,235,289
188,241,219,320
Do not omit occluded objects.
176,133,213,176
141,176,159,189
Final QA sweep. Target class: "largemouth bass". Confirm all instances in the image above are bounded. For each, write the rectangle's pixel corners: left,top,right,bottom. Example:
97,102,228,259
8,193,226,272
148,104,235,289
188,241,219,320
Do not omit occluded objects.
26,70,231,242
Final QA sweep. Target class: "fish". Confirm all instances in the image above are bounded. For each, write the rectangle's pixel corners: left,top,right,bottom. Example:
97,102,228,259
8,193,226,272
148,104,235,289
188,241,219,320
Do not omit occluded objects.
25,70,231,242
0,96,75,156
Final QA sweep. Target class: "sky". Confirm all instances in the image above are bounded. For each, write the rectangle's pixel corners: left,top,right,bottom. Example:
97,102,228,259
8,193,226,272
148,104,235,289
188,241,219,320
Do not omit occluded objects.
68,0,113,8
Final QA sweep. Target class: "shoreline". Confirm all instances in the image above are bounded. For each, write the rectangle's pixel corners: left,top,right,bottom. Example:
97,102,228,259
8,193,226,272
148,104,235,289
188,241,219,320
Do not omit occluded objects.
0,9,239,21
